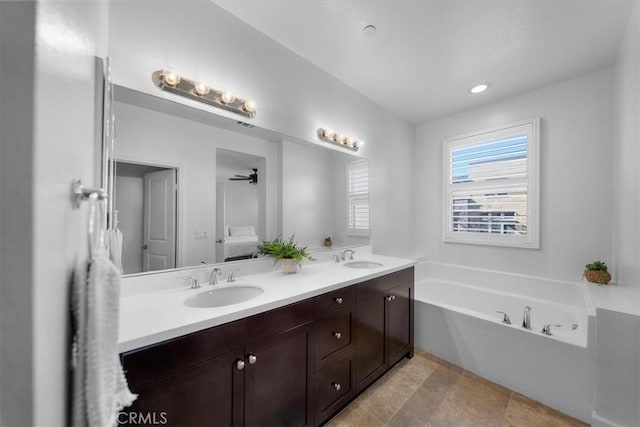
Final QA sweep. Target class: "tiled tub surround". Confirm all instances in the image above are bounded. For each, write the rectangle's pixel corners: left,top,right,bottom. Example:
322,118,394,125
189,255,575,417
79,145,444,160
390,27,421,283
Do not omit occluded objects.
414,261,596,423
118,250,414,352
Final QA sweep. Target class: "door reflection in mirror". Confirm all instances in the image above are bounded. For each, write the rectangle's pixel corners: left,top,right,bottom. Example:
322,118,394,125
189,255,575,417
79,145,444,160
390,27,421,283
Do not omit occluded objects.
115,161,177,274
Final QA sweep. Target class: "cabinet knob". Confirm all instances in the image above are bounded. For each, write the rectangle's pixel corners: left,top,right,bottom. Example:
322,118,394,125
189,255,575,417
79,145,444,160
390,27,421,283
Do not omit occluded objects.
331,382,341,391
391,295,396,301
385,295,393,302
333,331,342,340
334,297,343,304
236,360,245,370
248,354,257,365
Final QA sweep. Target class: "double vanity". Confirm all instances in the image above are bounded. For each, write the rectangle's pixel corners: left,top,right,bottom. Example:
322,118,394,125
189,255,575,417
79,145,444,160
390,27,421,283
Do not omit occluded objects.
119,254,415,426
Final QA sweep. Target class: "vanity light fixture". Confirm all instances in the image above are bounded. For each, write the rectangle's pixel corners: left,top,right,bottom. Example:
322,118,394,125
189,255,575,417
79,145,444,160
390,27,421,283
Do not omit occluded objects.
152,70,256,118
317,128,360,151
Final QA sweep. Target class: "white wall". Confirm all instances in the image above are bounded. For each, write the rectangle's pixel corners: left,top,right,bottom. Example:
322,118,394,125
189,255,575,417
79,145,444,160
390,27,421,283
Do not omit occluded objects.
0,3,37,424
115,174,144,274
612,3,640,292
225,181,259,231
115,100,278,267
108,0,415,258
594,6,640,427
281,140,334,248
414,69,614,282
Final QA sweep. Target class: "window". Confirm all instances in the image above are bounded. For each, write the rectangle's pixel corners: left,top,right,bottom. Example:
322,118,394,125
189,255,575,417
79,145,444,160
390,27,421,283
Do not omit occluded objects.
347,159,370,237
443,118,539,248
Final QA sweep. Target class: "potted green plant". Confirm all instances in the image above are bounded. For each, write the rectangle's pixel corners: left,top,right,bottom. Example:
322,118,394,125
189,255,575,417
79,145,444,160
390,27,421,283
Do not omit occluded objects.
324,237,332,247
259,235,311,274
584,261,612,285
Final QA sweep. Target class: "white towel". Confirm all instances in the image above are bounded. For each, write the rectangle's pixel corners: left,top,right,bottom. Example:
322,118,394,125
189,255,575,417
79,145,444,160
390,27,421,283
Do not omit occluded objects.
108,228,125,275
72,247,136,427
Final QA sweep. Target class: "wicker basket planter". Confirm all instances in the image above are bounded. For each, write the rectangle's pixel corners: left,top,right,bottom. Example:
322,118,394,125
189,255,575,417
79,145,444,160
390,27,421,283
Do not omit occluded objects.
583,269,611,285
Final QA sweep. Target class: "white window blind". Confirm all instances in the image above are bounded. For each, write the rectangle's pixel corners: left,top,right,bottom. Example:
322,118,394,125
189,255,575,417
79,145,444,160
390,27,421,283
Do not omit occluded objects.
347,160,370,236
443,118,539,248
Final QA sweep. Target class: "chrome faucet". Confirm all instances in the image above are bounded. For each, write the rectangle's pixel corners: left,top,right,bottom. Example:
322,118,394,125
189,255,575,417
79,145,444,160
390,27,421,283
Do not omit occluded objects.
333,254,341,263
184,276,200,289
227,271,235,283
496,311,512,325
541,324,562,336
209,267,223,285
341,249,356,261
522,306,532,330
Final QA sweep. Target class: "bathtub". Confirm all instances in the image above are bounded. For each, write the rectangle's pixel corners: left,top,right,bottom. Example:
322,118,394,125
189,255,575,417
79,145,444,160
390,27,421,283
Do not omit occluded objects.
414,262,596,423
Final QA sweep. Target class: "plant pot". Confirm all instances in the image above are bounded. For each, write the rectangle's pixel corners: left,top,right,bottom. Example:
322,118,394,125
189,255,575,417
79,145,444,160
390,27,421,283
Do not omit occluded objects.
584,269,611,285
281,258,298,274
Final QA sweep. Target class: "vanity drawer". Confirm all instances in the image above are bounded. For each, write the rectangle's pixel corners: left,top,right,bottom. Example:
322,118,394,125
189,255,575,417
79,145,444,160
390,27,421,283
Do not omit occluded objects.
315,285,356,317
313,352,355,426
122,298,314,389
357,267,414,301
313,307,354,371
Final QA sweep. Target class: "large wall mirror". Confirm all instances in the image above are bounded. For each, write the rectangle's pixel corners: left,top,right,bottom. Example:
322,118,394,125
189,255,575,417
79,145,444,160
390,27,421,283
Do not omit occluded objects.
110,86,369,276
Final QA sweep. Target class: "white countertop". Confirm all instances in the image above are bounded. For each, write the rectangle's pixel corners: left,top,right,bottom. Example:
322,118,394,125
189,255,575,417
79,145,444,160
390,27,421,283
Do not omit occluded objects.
586,282,640,317
119,254,415,353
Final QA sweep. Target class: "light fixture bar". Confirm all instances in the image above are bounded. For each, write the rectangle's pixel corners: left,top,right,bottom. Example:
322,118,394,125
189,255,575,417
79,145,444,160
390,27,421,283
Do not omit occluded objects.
317,128,360,151
151,70,256,118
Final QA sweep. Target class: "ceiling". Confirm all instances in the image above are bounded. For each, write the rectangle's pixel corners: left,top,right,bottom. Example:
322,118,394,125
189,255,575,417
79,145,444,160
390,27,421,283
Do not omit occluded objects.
214,0,635,124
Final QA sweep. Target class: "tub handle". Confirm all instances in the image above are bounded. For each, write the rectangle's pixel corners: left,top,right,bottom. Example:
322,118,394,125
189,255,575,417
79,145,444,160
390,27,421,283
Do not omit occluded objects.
496,311,512,325
541,324,562,336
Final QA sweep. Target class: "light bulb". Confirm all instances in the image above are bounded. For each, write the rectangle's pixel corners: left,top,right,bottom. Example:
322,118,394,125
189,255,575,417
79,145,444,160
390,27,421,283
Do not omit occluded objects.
163,71,180,86
220,92,235,104
335,133,345,144
242,100,256,113
193,82,210,96
322,129,335,140
345,136,355,146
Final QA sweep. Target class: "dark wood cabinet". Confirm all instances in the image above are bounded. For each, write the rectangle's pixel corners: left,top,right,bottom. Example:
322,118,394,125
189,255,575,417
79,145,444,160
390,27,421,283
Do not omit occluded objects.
355,269,414,393
121,267,413,427
122,348,244,426
244,326,311,427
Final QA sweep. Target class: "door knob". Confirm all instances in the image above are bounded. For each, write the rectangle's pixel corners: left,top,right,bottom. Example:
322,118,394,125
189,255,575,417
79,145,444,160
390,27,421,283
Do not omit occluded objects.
333,331,342,339
331,382,341,391
236,360,245,370
215,239,224,243
142,244,148,250
248,354,257,365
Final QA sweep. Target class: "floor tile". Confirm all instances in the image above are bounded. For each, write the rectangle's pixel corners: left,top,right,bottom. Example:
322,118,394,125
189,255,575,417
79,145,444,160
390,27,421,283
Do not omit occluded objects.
502,393,588,427
326,400,384,427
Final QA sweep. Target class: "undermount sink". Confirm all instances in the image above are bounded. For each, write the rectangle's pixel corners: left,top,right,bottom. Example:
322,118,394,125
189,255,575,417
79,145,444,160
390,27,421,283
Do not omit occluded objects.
184,285,264,308
343,261,384,269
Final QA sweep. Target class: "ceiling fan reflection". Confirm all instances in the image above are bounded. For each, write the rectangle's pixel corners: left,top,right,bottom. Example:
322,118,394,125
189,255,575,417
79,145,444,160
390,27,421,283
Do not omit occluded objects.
229,168,258,184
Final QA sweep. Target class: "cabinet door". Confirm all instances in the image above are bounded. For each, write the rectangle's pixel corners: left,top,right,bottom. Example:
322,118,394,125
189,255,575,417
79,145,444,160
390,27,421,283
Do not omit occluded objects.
244,326,311,427
387,283,413,367
122,349,244,427
355,293,387,392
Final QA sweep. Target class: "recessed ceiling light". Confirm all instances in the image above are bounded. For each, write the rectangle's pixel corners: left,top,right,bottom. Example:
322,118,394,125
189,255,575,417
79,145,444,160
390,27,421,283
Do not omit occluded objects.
470,84,489,94
363,24,377,37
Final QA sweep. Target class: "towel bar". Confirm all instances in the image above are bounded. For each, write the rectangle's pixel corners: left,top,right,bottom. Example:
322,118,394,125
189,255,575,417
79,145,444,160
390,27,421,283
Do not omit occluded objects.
71,179,107,209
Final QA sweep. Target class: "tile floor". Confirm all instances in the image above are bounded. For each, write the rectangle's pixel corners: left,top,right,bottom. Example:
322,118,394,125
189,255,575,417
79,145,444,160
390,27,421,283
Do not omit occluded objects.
326,350,588,427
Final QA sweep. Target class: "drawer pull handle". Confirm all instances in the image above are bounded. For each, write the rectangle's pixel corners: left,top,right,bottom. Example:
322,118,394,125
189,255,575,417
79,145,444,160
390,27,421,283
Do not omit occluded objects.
333,331,342,339
248,354,257,365
332,382,341,391
236,360,245,370
334,297,343,304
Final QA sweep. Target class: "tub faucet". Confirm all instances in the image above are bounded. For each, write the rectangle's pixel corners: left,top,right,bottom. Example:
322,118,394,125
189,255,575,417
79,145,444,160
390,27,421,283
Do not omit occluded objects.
209,268,223,285
496,311,512,325
541,324,562,336
522,306,532,330
341,249,356,261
